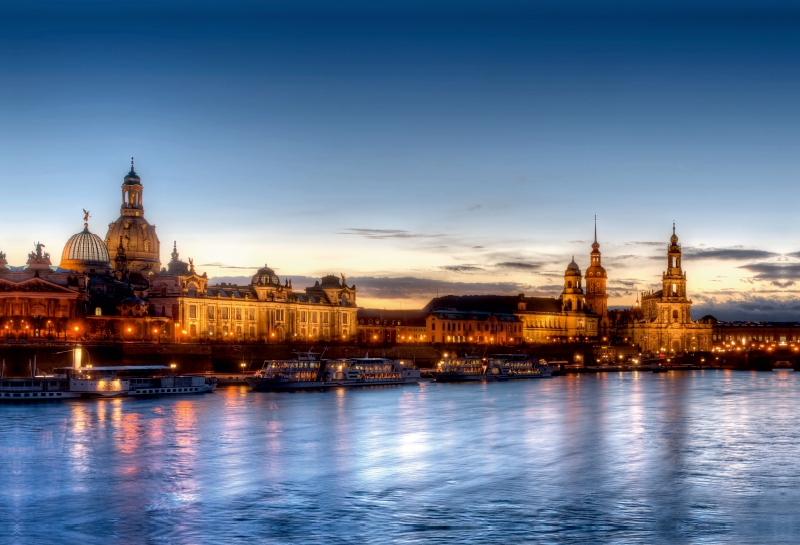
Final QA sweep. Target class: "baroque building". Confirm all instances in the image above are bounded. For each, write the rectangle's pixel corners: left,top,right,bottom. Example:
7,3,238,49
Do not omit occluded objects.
584,220,610,336
104,159,161,280
147,246,359,342
622,224,712,354
0,243,88,340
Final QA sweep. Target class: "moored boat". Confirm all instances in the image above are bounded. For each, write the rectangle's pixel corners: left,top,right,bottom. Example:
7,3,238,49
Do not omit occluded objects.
324,357,420,387
246,350,329,391
485,354,554,380
430,356,486,382
0,365,217,402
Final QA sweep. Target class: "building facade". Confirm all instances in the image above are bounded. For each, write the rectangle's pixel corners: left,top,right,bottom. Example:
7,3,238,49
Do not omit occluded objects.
148,248,359,343
356,309,428,344
623,225,712,354
427,309,523,345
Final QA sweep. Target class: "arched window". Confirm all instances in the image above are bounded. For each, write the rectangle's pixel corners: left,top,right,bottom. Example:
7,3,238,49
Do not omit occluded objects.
672,310,679,321
672,284,677,295
568,281,572,288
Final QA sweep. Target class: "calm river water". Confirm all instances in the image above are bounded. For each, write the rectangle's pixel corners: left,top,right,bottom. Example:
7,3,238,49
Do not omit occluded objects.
2,370,799,544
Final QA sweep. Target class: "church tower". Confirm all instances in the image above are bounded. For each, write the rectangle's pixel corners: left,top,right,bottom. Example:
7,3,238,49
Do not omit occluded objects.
584,217,609,334
561,257,584,312
663,222,687,300
104,158,162,280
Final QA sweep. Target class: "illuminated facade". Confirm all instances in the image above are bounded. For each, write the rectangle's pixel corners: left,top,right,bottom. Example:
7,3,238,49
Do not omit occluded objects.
623,225,712,354
584,221,610,336
104,159,162,280
0,244,88,340
148,247,358,342
357,309,428,344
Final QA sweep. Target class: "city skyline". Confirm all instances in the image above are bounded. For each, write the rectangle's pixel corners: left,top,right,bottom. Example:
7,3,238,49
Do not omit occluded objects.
2,1,799,319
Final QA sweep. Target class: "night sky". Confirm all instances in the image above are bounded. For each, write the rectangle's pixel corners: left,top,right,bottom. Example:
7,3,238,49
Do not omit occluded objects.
2,1,800,319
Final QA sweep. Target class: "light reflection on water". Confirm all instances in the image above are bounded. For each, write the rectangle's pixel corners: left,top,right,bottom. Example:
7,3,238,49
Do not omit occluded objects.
1,371,799,543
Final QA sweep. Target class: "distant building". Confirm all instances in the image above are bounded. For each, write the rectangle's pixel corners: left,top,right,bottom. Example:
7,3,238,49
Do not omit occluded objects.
584,220,610,336
148,250,359,342
621,225,712,354
424,266,599,344
104,159,162,281
426,309,523,345
707,317,800,348
0,243,88,339
356,309,429,344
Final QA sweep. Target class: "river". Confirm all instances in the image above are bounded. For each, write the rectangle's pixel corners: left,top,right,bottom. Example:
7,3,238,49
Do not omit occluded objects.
1,370,798,544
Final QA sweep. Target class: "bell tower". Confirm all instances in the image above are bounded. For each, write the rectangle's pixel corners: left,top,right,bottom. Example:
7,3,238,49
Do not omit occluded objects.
584,217,609,333
121,157,144,216
663,222,687,300
561,257,584,312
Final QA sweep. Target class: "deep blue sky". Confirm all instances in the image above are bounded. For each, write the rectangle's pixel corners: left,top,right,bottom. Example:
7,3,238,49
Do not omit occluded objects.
2,1,800,318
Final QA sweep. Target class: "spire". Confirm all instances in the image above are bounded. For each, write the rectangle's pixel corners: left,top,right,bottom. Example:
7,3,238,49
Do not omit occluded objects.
594,215,597,244
672,220,675,235
171,241,179,262
131,156,135,172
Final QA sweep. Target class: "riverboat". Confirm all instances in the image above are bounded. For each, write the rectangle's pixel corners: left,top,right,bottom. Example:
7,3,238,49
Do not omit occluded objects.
430,356,486,382
0,365,217,402
324,358,420,387
485,354,554,380
246,350,329,391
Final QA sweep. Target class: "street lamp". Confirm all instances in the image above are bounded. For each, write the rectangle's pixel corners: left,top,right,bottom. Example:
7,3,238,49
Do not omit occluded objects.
240,362,247,377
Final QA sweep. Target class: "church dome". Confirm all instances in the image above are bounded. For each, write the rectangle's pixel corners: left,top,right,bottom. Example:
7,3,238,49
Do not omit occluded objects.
565,257,582,275
60,227,111,273
105,159,161,277
252,265,280,286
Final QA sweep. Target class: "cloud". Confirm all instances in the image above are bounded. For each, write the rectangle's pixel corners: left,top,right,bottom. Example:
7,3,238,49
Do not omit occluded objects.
347,276,535,300
467,204,482,212
495,261,542,271
684,247,779,261
339,228,445,239
200,262,264,269
626,241,664,246
440,265,485,273
692,295,800,322
738,262,800,284
612,254,639,260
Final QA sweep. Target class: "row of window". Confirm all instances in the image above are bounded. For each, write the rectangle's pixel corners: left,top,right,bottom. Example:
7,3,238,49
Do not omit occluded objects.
431,322,520,333
187,306,349,325
714,334,790,342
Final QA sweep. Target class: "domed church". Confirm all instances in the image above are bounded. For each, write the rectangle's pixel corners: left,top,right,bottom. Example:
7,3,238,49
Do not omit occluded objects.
104,158,161,280
60,212,112,275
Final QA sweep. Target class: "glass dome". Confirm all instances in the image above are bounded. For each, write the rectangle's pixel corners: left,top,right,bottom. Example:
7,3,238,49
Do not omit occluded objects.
60,227,111,272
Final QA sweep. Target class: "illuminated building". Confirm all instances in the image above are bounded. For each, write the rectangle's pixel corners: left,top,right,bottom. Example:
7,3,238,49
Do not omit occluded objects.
148,248,358,342
584,219,610,336
104,158,162,280
622,224,712,354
